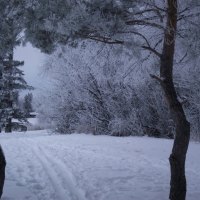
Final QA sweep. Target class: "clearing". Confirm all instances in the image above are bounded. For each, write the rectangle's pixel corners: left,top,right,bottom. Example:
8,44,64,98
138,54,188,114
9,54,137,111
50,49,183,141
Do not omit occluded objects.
0,130,200,200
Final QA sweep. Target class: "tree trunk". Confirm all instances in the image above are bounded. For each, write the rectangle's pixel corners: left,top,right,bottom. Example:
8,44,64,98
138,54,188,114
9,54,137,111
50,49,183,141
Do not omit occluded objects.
5,118,12,133
0,146,6,198
160,1,190,199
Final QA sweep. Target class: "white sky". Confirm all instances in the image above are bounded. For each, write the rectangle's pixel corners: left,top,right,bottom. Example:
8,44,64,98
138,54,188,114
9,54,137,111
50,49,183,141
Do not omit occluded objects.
14,43,47,92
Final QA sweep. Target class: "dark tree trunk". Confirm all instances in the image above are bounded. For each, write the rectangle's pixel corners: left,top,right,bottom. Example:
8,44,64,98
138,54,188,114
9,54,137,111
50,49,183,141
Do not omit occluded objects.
5,118,12,133
0,146,6,198
160,1,190,200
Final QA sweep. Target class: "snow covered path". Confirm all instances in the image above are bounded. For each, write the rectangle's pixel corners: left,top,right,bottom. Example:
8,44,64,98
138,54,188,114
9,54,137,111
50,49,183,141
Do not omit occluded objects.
0,131,200,200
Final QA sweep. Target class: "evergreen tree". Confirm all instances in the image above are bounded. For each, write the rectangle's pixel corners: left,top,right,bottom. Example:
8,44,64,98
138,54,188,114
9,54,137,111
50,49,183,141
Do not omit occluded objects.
0,53,32,132
0,0,30,133
23,93,34,117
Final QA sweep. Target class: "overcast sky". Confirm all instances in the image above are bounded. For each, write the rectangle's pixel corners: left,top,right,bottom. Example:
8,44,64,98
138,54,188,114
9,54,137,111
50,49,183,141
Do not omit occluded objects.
14,43,48,94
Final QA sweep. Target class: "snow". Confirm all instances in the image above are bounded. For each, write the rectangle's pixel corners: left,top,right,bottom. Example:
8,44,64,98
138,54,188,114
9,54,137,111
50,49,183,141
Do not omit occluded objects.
27,118,39,128
0,131,200,200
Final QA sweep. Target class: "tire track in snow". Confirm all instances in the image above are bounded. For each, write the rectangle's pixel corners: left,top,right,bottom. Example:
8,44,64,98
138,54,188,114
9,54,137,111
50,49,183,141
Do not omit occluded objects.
29,141,87,200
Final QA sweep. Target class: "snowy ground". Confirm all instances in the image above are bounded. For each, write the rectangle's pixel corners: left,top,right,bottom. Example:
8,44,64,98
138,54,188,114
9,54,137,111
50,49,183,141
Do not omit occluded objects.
0,131,200,200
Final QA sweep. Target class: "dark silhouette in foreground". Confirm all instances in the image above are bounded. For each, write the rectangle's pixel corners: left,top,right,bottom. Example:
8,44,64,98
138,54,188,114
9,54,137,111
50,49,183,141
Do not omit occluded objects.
0,146,6,198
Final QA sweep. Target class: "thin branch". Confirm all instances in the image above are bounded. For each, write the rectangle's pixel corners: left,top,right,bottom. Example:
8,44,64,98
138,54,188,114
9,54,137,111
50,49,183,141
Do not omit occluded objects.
178,11,200,21
177,52,188,63
150,74,164,85
118,30,162,57
78,33,124,45
125,20,164,30
178,7,190,15
133,9,165,22
141,45,161,57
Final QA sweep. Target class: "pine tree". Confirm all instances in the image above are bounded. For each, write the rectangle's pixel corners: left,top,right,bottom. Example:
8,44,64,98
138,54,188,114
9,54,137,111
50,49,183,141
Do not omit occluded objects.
0,1,31,133
23,93,34,117
0,52,32,132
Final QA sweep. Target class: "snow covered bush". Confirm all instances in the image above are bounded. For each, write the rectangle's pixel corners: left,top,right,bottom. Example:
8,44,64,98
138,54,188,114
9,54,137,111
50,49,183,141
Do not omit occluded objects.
36,41,177,138
176,62,200,141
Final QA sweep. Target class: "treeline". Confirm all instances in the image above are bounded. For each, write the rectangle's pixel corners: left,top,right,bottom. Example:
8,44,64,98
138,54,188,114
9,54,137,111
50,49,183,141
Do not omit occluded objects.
37,42,200,140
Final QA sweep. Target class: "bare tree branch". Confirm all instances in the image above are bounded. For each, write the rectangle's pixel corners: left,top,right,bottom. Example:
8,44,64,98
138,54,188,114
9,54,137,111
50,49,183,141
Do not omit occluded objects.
125,20,165,30
78,33,124,45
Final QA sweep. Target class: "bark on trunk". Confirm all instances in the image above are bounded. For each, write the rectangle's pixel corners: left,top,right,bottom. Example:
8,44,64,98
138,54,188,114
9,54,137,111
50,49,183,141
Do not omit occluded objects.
0,146,6,198
160,1,190,199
